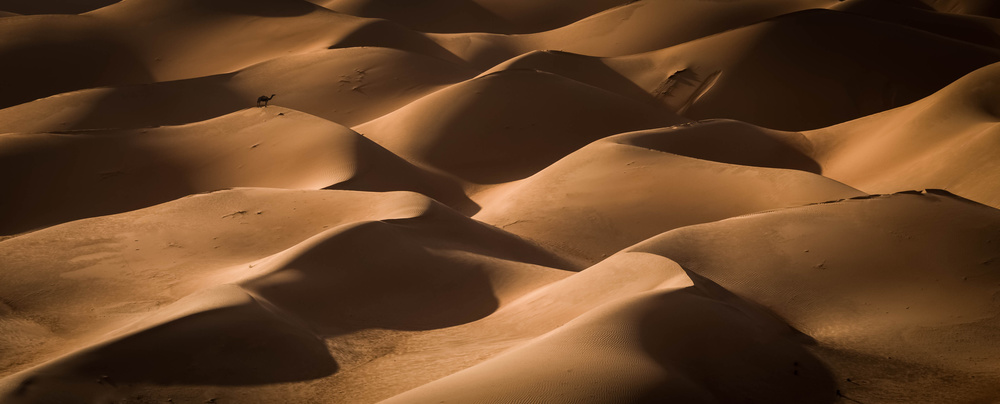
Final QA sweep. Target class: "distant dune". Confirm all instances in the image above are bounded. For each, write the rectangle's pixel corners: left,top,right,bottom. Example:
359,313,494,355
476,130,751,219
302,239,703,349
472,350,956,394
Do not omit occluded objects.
2,0,999,403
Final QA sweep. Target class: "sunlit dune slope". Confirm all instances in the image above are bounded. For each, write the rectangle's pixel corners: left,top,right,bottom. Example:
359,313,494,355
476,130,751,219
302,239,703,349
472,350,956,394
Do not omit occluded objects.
310,0,628,34
425,0,835,68
357,69,683,184
0,107,468,235
0,0,468,109
0,189,440,378
0,46,475,134
1,0,1000,403
473,121,864,263
632,190,1000,403
0,189,572,403
807,61,1000,208
382,271,836,404
482,9,1000,130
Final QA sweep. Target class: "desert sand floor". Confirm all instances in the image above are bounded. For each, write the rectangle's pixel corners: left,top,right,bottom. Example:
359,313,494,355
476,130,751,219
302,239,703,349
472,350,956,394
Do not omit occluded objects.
1,0,1000,403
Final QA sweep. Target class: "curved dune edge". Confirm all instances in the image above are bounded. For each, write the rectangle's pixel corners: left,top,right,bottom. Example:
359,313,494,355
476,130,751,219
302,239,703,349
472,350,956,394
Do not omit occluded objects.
2,0,1000,403
0,106,475,235
806,60,1000,209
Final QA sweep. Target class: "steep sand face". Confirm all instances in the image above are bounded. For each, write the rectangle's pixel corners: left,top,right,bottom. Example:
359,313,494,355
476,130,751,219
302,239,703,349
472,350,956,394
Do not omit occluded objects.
0,190,436,378
473,125,863,263
632,191,1000,403
831,0,1000,49
807,61,1000,208
0,15,151,109
479,9,1000,131
2,0,1000,403
311,0,629,34
0,107,471,235
382,279,837,404
0,189,572,402
425,0,837,68
357,69,682,184
0,47,475,134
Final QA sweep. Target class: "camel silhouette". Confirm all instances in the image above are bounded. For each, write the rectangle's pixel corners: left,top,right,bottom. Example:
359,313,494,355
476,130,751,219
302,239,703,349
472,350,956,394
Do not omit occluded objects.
257,94,275,107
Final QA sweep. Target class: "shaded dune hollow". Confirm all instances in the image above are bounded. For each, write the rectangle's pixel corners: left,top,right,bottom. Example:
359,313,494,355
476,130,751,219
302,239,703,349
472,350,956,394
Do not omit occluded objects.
2,0,1000,403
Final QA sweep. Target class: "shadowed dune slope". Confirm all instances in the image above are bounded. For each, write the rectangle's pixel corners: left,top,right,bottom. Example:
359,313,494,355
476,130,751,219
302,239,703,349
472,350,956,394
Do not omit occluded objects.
632,191,1000,403
484,9,1000,130
240,199,574,335
0,0,470,108
0,15,151,109
0,189,572,402
311,0,628,34
0,46,476,134
426,0,836,68
473,126,863,263
831,0,1000,49
357,69,684,184
3,1,1000,403
383,275,837,404
918,0,1000,18
0,189,439,379
0,0,117,14
0,107,469,234
806,61,1000,208
84,0,369,81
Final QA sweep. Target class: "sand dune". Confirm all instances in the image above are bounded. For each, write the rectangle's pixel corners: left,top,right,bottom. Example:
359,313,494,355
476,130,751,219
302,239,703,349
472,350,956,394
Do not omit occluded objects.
357,68,682,183
632,191,1000,403
0,189,437,378
475,9,1000,131
807,61,1000,208
426,0,835,68
0,0,468,109
0,189,571,402
473,123,863,263
918,0,1000,18
0,107,471,234
0,0,115,14
0,15,150,110
0,46,475,134
2,0,999,403
383,276,836,404
832,0,1000,49
312,0,628,34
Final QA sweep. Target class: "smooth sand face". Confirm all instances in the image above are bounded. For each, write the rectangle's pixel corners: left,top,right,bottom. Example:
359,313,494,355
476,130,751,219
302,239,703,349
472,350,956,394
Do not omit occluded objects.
1,0,1000,403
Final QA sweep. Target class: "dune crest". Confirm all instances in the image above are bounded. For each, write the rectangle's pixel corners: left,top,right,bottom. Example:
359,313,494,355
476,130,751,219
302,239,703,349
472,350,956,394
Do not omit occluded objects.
2,0,999,402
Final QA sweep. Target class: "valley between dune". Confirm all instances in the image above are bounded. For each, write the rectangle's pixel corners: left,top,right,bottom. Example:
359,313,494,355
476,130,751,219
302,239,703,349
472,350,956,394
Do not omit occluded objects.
1,0,1000,403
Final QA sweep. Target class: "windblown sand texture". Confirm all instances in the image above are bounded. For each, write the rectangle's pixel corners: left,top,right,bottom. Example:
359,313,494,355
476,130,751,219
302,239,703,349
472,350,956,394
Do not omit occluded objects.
2,0,1000,403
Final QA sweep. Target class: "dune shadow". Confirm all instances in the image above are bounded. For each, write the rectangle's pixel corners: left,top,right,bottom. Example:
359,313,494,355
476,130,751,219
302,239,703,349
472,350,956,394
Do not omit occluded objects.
246,221,500,334
0,35,153,110
331,19,466,65
347,0,514,34
503,50,668,106
63,75,247,131
194,0,318,17
637,271,838,403
59,302,337,386
0,132,202,235
0,0,118,14
618,120,823,174
246,203,570,335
